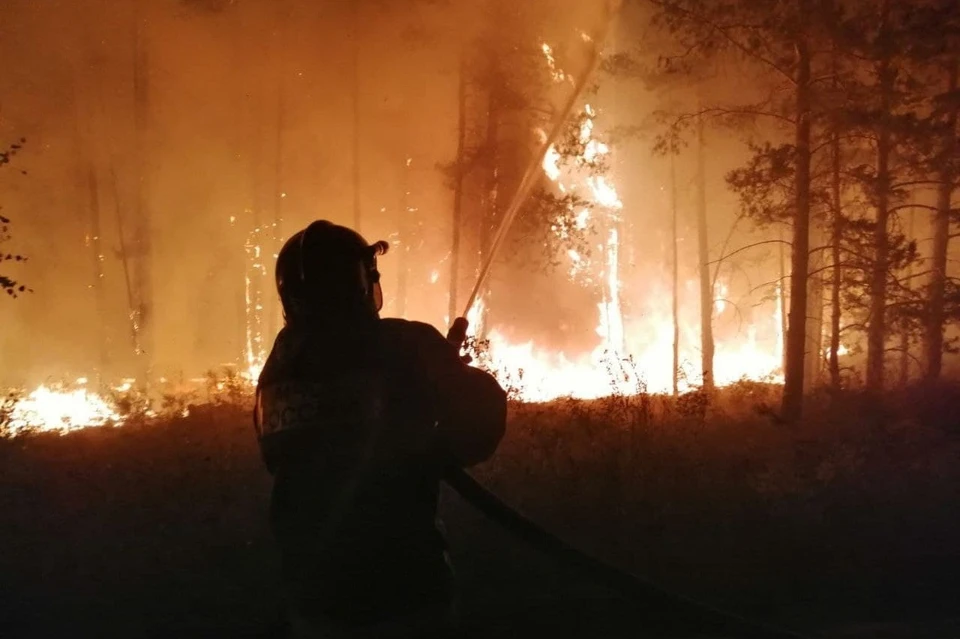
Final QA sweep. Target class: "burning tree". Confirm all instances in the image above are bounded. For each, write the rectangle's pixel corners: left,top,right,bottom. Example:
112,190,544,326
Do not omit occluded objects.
444,2,606,323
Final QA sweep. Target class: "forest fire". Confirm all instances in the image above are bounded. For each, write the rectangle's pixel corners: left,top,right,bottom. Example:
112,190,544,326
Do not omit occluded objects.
5,0,948,433
0,37,786,433
4,3,960,637
467,99,784,401
3,381,125,437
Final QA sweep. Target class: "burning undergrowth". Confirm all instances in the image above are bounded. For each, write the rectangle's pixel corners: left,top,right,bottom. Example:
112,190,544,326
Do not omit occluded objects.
0,368,256,438
0,346,780,439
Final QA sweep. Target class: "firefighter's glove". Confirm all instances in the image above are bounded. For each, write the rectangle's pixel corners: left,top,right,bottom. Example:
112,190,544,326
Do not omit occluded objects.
446,316,473,364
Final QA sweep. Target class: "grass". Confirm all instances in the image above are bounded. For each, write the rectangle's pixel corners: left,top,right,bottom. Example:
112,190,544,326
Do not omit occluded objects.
1,382,959,638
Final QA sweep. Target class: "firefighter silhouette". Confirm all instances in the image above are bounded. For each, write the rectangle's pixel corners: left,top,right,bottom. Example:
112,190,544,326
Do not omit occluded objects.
255,220,507,638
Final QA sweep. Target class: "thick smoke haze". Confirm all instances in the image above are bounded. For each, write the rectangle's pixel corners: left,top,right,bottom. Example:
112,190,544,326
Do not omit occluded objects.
0,0,618,385
5,0,946,391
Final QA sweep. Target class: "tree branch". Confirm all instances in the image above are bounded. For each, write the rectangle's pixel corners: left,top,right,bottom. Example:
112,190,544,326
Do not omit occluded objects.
708,239,790,267
650,1,797,84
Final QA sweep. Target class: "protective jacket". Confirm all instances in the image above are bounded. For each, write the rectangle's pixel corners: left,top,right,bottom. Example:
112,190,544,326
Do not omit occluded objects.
255,316,507,627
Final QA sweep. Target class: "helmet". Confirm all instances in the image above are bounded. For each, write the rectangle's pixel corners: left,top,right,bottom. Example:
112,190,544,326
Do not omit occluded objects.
275,220,389,322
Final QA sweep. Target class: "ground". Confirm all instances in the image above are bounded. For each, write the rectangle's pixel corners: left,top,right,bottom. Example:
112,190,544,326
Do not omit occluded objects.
2,383,959,638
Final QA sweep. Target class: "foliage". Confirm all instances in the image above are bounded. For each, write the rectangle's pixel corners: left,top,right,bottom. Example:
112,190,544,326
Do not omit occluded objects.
507,188,596,273
1,138,30,299
0,389,23,434
108,385,154,422
204,367,256,408
726,142,796,228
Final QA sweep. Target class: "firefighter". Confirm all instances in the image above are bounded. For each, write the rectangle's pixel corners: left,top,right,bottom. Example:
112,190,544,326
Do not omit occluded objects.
254,220,507,638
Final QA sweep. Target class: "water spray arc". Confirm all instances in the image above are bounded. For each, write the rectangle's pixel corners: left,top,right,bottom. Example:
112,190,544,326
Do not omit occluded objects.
460,20,608,320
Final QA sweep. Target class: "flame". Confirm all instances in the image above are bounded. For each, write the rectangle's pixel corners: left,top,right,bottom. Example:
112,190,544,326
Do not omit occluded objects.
481,330,641,401
587,175,622,209
540,42,568,83
3,383,124,437
243,217,282,385
243,361,264,383
714,281,728,315
542,144,562,181
464,101,784,400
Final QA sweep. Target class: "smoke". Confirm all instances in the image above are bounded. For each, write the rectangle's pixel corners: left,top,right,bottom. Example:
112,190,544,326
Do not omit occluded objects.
0,0,617,386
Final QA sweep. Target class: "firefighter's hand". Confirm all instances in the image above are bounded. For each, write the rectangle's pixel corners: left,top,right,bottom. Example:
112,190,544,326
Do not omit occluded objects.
446,317,473,364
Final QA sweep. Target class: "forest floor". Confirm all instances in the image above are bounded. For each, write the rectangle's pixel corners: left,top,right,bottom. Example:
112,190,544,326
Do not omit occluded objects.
2,382,960,638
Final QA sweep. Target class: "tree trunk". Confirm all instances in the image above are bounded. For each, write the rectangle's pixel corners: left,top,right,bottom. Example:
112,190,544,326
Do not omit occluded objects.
268,2,287,342
900,206,916,387
476,84,500,333
696,112,714,392
781,3,812,422
352,0,362,231
71,57,110,381
449,51,467,325
480,90,500,261
245,97,265,368
925,60,958,381
86,167,109,378
829,130,843,391
132,2,152,381
111,165,140,358
779,225,789,374
398,158,411,318
866,0,893,392
804,224,824,392
671,153,680,398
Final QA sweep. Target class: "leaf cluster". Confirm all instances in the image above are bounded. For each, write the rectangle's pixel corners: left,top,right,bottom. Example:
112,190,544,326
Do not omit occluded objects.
0,138,31,299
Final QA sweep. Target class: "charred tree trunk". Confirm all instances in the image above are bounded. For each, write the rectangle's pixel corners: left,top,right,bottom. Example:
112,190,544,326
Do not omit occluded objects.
245,105,265,366
804,224,824,392
352,0,362,231
900,206,916,386
671,153,680,398
781,2,812,422
449,52,467,325
866,0,894,392
779,225,789,374
480,90,500,261
131,3,152,381
86,168,109,378
925,61,958,381
111,165,140,358
829,130,843,391
71,61,110,381
398,158,411,318
475,83,500,334
696,112,714,392
268,3,287,342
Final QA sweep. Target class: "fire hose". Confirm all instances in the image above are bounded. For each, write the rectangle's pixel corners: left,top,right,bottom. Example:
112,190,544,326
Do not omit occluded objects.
442,3,817,637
